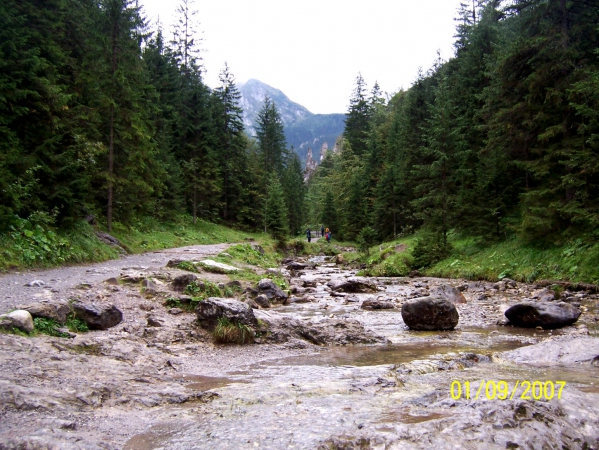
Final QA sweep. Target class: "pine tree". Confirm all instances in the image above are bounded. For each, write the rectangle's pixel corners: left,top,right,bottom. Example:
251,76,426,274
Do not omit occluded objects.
213,62,246,221
343,73,371,156
282,151,305,236
264,173,289,242
255,96,287,176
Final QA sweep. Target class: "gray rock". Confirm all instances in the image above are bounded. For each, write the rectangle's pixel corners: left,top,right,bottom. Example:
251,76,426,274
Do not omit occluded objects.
254,294,270,308
104,277,119,286
504,302,581,329
430,284,467,304
72,303,123,330
360,299,395,310
401,296,459,330
256,278,288,303
146,316,163,327
327,278,378,293
26,280,45,287
20,301,70,324
171,274,198,292
169,308,184,315
195,298,257,330
288,296,311,304
0,310,35,333
286,261,311,270
532,288,556,302
500,336,599,364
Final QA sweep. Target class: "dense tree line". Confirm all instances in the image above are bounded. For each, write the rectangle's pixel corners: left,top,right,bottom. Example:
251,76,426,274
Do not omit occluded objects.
0,0,304,238
307,0,599,249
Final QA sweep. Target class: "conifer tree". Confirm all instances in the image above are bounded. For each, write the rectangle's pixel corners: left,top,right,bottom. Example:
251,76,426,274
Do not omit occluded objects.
282,151,305,236
264,173,289,242
343,73,371,156
255,96,287,176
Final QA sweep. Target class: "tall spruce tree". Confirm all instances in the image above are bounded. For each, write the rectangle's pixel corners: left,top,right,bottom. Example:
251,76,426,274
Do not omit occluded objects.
264,173,289,242
343,73,371,156
255,96,287,176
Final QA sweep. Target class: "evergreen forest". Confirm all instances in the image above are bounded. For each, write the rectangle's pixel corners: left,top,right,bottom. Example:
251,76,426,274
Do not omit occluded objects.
306,0,599,256
2,0,599,279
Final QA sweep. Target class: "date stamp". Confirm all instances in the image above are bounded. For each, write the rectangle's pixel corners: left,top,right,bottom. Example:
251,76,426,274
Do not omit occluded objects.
450,380,566,401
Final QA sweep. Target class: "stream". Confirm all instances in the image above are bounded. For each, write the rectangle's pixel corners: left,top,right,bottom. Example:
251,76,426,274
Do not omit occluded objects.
122,259,599,450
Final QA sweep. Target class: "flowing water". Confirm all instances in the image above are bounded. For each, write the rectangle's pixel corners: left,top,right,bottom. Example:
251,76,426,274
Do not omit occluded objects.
124,259,599,450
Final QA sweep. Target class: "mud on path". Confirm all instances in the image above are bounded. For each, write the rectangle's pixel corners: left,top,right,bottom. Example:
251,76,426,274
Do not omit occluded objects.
1,247,599,449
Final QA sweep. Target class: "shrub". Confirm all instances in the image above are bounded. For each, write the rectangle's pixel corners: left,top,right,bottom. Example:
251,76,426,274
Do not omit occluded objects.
357,226,378,255
213,317,254,344
33,317,70,338
411,232,452,269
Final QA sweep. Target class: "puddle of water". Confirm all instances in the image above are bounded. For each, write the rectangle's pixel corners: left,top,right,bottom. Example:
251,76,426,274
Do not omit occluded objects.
257,341,530,368
124,423,180,450
172,374,243,391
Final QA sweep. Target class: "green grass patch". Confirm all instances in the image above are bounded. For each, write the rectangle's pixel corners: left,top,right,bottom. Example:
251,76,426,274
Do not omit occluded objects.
427,235,599,283
213,317,254,344
66,315,89,333
225,243,281,268
177,261,199,273
33,317,70,338
229,269,289,290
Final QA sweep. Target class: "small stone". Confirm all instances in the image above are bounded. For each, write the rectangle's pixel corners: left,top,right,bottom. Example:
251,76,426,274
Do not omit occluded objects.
254,294,270,308
147,316,163,327
26,280,45,287
169,308,183,315
104,277,119,286
0,310,35,333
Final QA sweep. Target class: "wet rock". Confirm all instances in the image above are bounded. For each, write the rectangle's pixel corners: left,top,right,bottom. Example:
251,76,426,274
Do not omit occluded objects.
328,278,378,293
256,279,288,303
169,308,183,315
26,280,45,287
245,298,260,309
360,299,395,310
254,294,271,308
195,298,257,330
532,288,556,302
171,274,198,292
430,284,467,304
504,302,581,329
401,297,459,330
286,261,311,270
19,301,70,324
288,296,311,304
72,302,123,330
0,310,34,333
500,336,599,364
103,277,119,286
166,258,184,268
334,254,345,264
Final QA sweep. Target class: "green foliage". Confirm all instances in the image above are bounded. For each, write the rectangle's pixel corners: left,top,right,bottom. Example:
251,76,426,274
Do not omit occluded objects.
412,231,452,270
213,317,254,345
264,173,289,243
184,280,223,301
177,261,199,272
33,318,69,338
66,315,89,333
357,226,378,255
226,243,280,268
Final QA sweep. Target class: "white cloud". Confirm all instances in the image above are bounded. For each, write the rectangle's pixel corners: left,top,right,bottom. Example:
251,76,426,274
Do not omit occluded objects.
140,0,465,114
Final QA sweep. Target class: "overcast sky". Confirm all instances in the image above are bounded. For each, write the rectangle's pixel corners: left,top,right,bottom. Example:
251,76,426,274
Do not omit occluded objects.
140,0,466,114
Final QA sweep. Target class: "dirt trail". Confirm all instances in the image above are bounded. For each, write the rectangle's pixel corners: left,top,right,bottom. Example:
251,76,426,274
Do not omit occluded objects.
0,243,231,312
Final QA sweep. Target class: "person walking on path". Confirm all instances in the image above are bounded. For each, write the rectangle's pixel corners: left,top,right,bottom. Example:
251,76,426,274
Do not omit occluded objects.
325,228,331,244
306,228,312,243
321,225,325,239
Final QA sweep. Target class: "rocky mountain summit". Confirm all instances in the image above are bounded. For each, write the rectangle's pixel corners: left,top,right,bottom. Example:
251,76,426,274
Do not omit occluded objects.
237,79,345,165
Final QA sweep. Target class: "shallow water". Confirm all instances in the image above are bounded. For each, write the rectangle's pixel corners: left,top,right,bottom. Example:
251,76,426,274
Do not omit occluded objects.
124,263,599,449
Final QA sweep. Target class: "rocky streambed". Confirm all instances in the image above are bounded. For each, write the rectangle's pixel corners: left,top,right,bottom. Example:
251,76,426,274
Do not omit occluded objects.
1,245,599,449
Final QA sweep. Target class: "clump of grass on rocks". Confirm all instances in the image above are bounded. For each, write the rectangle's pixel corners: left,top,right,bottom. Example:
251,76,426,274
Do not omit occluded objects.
213,317,254,344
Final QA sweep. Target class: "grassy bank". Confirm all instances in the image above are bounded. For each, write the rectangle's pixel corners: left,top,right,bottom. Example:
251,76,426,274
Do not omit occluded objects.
0,215,268,273
350,233,599,285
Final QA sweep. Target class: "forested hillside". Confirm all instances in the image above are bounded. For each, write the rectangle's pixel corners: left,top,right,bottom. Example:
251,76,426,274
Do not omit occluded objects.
0,0,304,242
306,0,599,253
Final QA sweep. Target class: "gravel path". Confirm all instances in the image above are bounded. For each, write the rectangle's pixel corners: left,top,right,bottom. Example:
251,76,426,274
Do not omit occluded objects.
0,243,231,312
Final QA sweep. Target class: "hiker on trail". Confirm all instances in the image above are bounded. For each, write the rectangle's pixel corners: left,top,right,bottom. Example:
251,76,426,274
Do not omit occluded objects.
321,225,324,238
306,228,311,243
325,228,331,244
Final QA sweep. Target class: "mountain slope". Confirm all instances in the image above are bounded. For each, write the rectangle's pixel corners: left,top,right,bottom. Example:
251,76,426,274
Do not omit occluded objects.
237,79,345,164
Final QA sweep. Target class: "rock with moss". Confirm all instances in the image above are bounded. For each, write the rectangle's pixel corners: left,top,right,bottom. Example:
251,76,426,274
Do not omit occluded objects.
171,274,198,292
328,278,378,293
195,298,257,330
256,279,288,304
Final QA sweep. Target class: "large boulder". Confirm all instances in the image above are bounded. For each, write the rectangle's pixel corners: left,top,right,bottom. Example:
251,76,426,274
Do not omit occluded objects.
0,310,35,333
327,278,378,293
430,284,467,304
401,296,459,330
256,279,288,303
504,301,581,329
19,301,71,324
195,297,257,330
199,259,240,273
72,303,123,330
